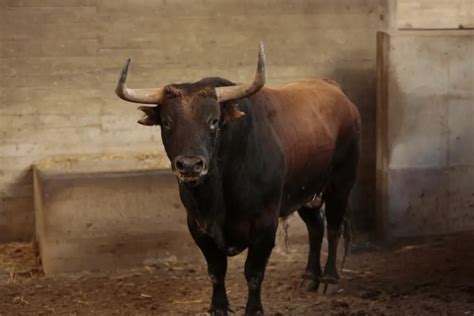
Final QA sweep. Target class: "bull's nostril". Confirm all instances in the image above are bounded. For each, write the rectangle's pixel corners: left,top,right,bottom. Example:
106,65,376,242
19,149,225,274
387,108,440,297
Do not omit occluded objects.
194,159,204,172
176,159,185,171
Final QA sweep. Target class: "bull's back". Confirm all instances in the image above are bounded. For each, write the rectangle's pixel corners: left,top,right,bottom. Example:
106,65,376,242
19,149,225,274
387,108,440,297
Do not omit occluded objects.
250,79,360,213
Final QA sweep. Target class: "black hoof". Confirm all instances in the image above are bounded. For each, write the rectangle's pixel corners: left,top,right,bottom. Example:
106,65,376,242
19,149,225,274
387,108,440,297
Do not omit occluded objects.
209,306,230,316
319,275,339,284
319,276,341,295
245,304,264,316
301,278,320,292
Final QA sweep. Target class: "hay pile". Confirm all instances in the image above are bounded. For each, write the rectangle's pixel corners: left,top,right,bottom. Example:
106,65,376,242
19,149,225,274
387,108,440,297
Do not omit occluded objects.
0,242,42,282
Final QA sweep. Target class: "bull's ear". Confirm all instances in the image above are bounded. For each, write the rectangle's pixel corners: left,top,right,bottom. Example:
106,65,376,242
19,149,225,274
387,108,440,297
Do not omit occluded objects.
222,104,245,124
137,105,161,126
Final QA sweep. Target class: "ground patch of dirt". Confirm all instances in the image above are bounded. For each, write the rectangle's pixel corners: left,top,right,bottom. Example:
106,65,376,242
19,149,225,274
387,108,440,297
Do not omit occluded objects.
0,233,473,315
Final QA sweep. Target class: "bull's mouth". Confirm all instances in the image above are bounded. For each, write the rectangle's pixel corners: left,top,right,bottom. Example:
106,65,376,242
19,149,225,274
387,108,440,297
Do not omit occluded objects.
175,172,207,187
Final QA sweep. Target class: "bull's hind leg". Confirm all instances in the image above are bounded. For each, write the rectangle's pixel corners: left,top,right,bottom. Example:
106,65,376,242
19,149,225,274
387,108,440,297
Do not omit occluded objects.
320,142,358,292
298,205,324,291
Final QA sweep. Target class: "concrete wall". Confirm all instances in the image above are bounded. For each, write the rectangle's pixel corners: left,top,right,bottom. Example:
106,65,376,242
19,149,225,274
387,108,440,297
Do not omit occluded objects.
376,31,474,239
397,0,474,30
0,0,389,241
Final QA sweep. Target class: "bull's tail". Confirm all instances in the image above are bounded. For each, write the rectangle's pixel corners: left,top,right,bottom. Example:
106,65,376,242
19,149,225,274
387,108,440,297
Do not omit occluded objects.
280,216,290,253
340,205,353,272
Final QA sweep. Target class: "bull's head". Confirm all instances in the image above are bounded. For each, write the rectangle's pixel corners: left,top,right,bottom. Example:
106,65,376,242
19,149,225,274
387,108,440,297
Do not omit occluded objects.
115,43,266,185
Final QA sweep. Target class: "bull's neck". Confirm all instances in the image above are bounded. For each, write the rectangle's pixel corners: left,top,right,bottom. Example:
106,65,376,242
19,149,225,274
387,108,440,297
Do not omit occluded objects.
179,158,226,246
180,163,224,215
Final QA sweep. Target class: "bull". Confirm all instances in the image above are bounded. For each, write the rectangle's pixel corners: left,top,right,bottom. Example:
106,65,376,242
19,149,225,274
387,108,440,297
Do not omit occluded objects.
115,43,360,315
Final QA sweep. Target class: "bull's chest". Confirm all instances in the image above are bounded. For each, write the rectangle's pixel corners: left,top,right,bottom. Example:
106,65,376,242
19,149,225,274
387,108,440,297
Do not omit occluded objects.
194,216,250,256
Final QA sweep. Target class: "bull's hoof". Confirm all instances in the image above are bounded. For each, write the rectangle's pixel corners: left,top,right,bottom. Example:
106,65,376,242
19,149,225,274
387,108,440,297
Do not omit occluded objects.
208,306,230,316
300,272,321,292
319,275,339,284
320,282,341,295
319,275,341,295
245,304,264,316
301,278,320,292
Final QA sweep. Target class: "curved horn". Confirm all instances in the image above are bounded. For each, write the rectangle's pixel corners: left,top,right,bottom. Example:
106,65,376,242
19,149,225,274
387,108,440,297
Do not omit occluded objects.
215,42,266,103
115,58,164,104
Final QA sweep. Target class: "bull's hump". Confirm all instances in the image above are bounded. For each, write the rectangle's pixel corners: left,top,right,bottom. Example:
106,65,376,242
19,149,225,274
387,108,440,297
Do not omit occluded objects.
263,79,340,91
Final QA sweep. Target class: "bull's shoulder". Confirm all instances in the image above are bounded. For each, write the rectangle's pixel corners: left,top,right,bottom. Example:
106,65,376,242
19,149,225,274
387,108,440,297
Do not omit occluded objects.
257,79,359,131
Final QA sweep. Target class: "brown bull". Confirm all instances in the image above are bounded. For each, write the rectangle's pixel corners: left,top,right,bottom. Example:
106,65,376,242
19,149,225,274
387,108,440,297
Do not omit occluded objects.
115,43,361,315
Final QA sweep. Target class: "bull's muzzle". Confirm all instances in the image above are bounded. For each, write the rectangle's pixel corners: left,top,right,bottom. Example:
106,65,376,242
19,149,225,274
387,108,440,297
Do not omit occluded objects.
174,155,207,183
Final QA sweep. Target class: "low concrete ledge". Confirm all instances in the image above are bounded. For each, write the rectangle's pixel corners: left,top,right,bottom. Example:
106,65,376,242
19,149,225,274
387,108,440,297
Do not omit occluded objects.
33,153,197,275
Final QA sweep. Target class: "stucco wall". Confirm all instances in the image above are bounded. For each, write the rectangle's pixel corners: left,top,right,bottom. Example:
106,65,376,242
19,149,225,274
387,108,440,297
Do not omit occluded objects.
0,0,388,241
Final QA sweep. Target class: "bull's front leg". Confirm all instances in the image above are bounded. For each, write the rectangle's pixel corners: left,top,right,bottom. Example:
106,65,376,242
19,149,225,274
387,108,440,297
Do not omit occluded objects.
188,220,230,315
244,223,277,315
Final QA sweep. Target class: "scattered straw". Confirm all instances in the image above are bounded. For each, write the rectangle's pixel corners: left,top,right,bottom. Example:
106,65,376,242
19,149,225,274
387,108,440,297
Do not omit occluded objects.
0,242,43,281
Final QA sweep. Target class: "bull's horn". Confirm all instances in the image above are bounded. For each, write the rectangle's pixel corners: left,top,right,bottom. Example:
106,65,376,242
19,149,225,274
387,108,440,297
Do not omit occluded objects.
215,42,266,103
115,58,164,104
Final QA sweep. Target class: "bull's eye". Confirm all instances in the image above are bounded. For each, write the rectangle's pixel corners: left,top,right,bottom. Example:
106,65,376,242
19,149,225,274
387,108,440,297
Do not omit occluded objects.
209,118,219,131
162,120,171,130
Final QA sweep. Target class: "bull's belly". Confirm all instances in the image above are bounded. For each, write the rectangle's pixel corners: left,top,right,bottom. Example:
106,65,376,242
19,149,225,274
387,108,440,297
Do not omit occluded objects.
279,172,329,216
218,219,251,256
279,144,334,216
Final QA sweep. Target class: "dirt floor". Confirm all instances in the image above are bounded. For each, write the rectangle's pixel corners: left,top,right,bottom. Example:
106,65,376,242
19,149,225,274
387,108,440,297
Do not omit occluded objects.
0,233,473,315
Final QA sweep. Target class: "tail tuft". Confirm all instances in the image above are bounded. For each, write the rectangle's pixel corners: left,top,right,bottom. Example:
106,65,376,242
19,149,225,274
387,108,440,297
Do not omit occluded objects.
340,206,353,271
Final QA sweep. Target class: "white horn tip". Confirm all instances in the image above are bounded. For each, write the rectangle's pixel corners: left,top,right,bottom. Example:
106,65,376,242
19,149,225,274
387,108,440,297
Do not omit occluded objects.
258,42,265,61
